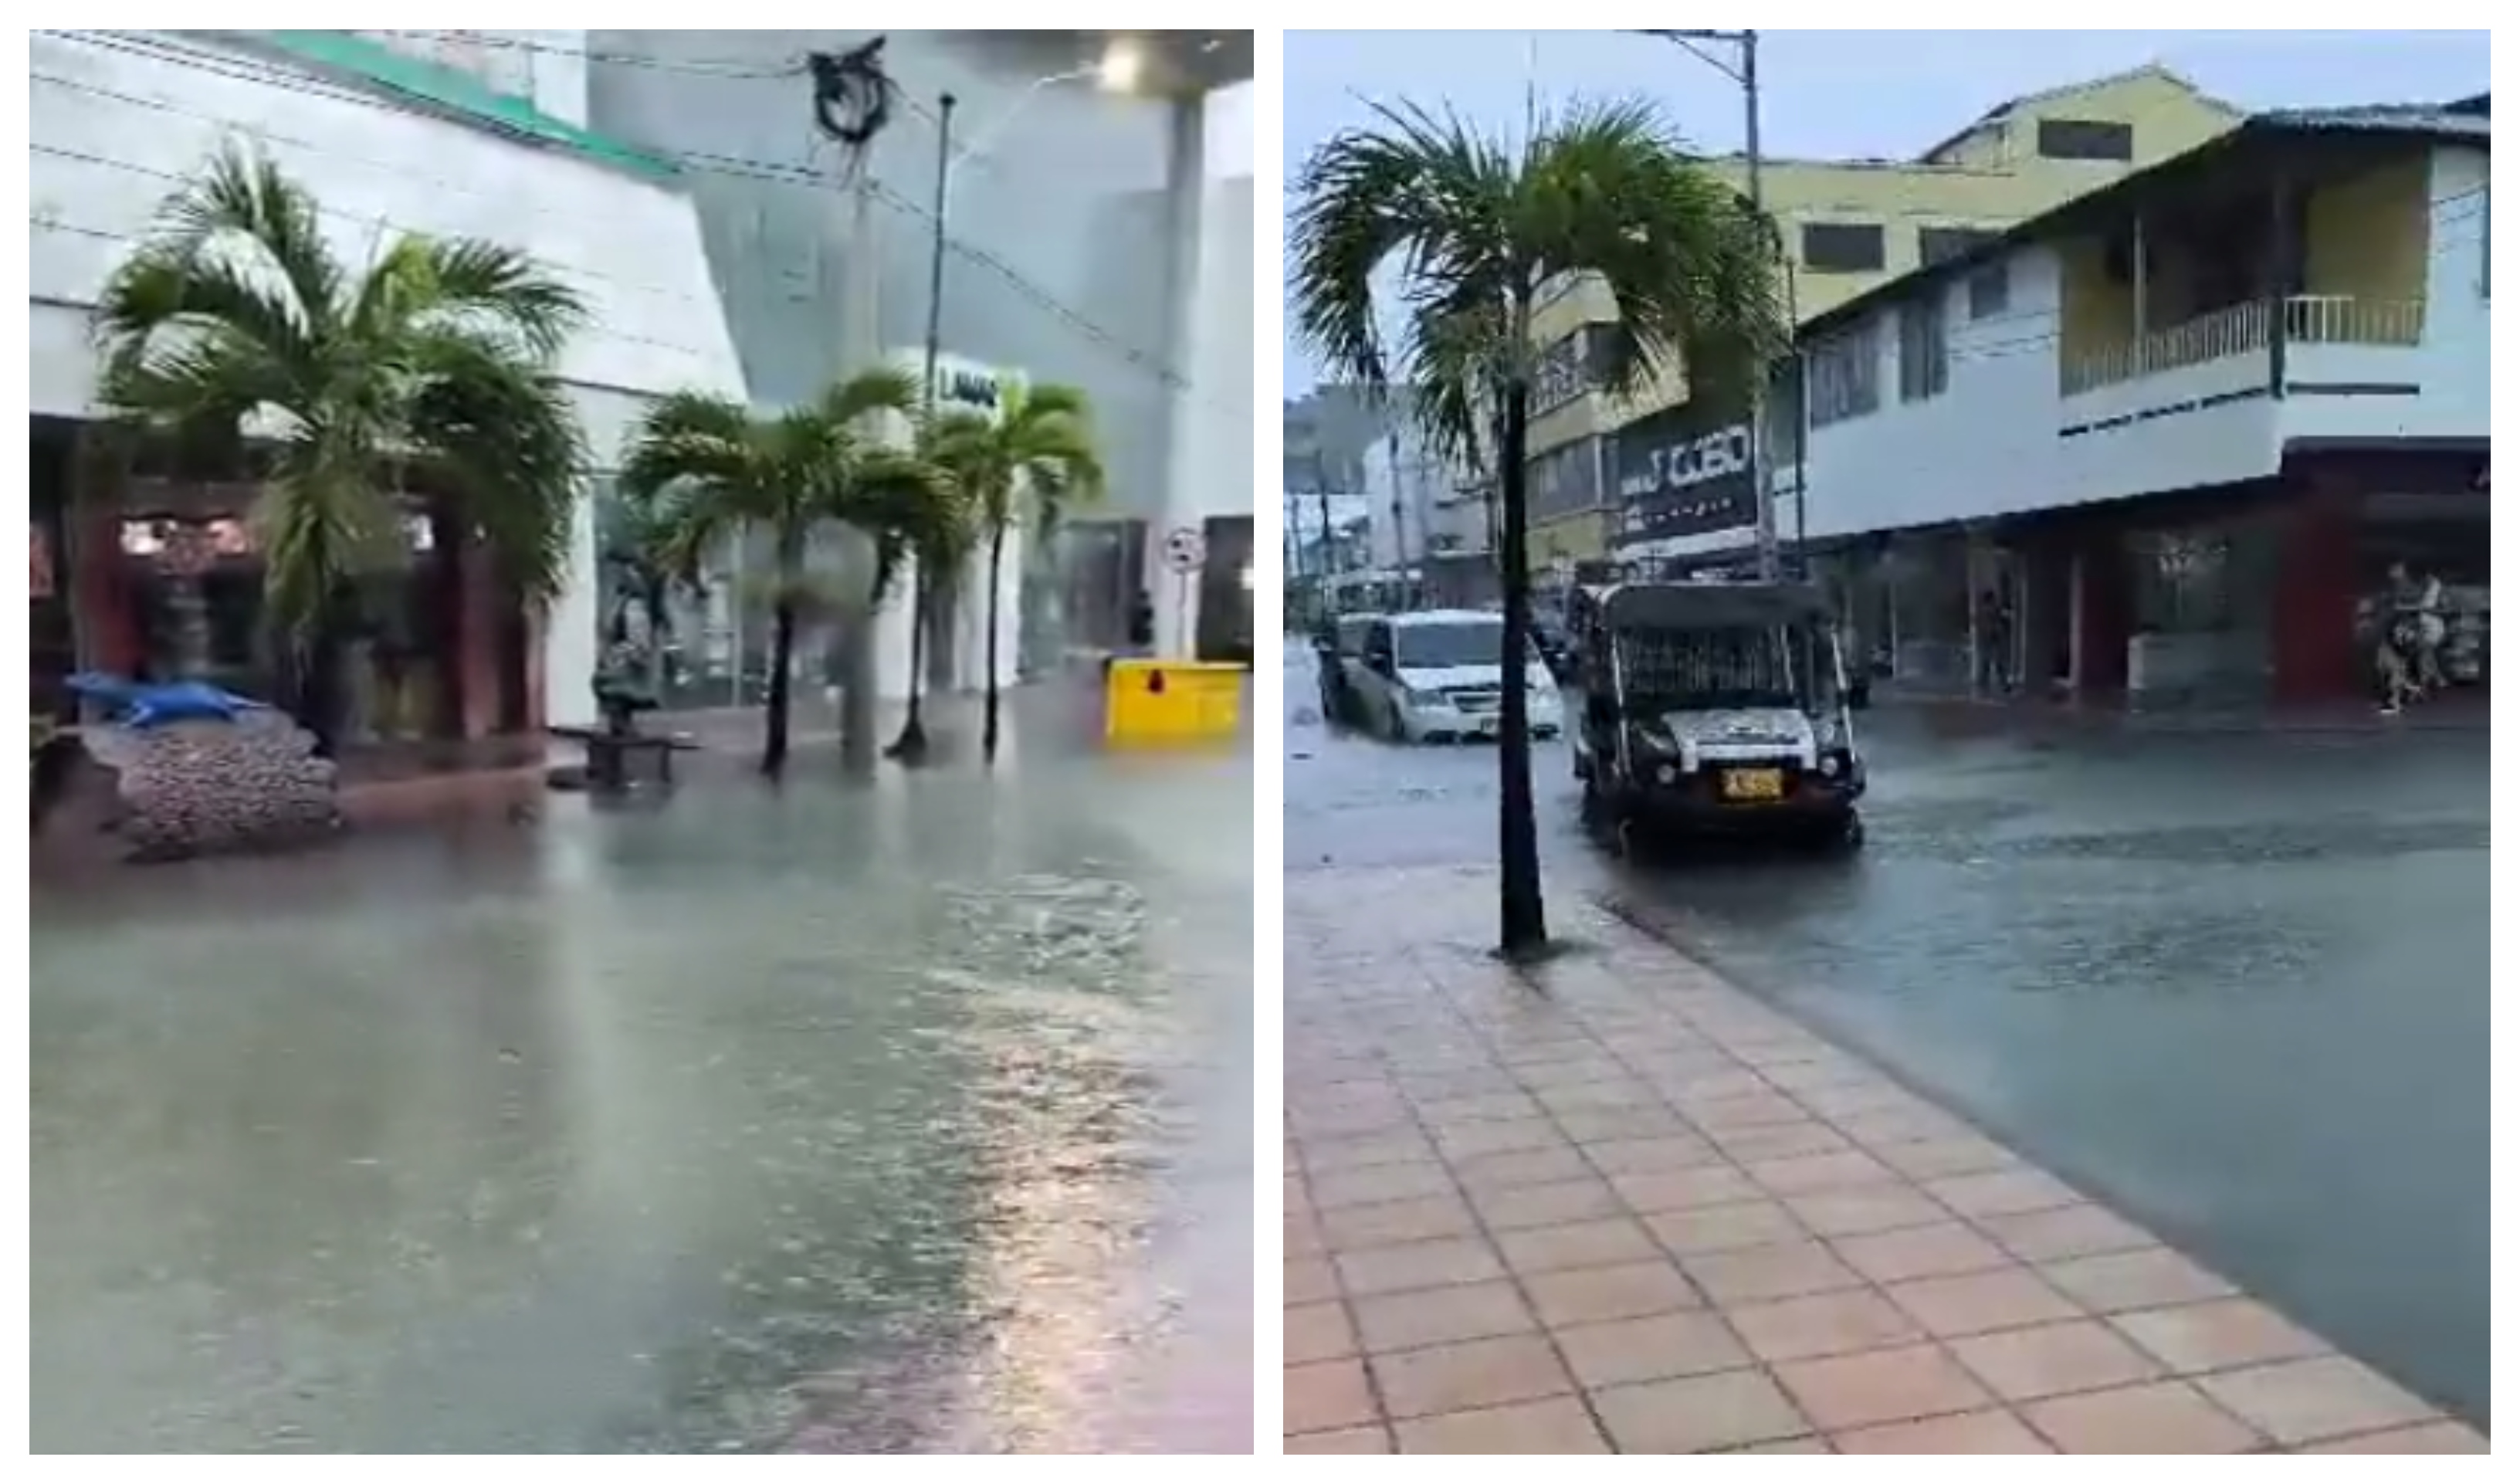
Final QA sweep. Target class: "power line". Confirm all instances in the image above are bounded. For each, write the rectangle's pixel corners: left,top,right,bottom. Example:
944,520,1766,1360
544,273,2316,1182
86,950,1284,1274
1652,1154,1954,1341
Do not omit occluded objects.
32,30,1212,404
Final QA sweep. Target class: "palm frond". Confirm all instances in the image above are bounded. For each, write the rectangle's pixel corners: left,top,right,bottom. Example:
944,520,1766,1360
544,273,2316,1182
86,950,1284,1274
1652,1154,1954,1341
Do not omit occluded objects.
408,238,589,361
1289,98,1521,391
811,365,923,429
1522,97,1785,405
619,391,762,503
404,335,589,605
252,446,404,636
145,145,344,342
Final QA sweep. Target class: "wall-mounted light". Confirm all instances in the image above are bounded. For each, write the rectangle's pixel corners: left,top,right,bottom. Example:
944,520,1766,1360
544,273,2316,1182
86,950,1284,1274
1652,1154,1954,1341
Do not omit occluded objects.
1095,42,1144,93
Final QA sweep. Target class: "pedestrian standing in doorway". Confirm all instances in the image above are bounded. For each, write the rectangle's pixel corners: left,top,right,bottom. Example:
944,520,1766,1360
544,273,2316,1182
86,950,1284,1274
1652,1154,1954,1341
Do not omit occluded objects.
2385,561,2448,698
1976,586,2014,696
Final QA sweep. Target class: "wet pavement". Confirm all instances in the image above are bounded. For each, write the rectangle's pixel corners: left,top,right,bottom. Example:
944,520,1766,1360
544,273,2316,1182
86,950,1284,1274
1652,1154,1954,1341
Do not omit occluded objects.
1285,654,2488,1429
32,689,1253,1454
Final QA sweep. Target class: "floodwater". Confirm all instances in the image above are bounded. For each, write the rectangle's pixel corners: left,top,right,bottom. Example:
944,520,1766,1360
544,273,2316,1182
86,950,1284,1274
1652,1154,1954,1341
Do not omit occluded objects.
1287,653,2489,1428
32,703,1253,1453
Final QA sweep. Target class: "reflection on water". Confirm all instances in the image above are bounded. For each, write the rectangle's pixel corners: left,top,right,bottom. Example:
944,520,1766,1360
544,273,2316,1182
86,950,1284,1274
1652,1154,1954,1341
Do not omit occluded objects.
32,744,1252,1453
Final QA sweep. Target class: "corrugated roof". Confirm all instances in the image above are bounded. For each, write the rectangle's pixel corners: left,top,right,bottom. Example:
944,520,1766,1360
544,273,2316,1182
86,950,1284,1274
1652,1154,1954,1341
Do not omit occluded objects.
256,30,677,182
2258,100,2491,137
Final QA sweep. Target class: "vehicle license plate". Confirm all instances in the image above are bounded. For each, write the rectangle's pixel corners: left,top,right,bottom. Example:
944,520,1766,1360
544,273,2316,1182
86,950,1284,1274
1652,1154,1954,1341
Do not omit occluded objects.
1722,767,1783,801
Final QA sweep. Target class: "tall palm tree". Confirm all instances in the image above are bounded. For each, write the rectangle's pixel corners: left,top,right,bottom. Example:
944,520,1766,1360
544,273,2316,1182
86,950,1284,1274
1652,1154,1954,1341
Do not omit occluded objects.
90,147,590,755
1290,97,1785,960
883,414,984,763
618,368,949,776
923,382,1105,763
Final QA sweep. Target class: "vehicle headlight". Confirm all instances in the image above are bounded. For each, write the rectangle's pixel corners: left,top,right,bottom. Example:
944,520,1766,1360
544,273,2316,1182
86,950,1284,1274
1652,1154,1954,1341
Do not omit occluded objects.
1401,686,1437,709
1817,753,1841,778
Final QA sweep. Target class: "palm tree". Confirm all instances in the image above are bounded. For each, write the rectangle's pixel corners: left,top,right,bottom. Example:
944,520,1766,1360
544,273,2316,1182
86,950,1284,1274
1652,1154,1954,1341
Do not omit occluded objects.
90,147,589,756
618,368,948,776
883,415,984,763
1289,97,1785,960
923,382,1105,763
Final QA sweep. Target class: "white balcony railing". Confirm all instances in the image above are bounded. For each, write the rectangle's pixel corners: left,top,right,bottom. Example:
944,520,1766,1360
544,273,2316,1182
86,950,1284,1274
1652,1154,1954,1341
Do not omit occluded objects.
2060,296,2426,396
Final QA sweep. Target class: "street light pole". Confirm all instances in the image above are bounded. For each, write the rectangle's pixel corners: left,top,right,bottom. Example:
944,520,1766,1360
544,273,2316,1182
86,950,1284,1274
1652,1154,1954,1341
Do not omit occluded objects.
1634,29,1777,581
888,89,956,761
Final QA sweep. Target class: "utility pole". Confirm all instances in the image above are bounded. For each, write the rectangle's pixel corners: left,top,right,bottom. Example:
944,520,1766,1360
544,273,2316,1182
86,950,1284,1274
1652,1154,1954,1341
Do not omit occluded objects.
1313,446,1334,604
1384,429,1408,605
808,39,895,771
1634,29,1778,581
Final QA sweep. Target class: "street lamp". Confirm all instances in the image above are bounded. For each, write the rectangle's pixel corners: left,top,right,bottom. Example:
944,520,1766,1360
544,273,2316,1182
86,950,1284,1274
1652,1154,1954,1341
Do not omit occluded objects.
920,42,1147,412
1631,29,1783,583
891,42,1140,758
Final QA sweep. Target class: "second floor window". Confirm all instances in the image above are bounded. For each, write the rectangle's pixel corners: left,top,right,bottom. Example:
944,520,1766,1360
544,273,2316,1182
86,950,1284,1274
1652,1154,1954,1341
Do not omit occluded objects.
1533,328,1596,414
1919,226,2002,268
1898,296,1951,403
1526,438,1604,520
1800,222,1886,275
1807,324,1882,428
2037,117,2135,162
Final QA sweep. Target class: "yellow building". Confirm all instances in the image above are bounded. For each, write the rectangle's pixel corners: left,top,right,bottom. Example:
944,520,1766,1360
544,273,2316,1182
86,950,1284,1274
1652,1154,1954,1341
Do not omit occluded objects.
1524,63,2241,568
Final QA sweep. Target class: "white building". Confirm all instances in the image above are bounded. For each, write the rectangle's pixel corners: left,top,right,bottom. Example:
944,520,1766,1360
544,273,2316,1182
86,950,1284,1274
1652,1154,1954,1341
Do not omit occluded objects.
32,29,1260,753
1630,101,2490,706
29,29,744,736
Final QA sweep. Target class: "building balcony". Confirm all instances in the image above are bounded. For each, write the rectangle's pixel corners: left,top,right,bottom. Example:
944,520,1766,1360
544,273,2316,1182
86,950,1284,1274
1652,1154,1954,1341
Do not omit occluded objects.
2060,295,2425,396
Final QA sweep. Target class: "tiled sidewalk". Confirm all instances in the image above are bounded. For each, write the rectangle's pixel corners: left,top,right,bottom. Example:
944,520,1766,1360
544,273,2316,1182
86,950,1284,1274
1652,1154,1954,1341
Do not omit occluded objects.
1282,865,2488,1455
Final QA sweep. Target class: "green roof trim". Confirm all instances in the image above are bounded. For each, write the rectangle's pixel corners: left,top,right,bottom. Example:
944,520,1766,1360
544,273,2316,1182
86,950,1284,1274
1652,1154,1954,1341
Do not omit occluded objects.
256,30,678,182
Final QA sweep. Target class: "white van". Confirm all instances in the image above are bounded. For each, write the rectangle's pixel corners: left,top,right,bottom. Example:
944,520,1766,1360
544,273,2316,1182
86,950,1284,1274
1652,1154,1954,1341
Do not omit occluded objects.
1346,610,1564,744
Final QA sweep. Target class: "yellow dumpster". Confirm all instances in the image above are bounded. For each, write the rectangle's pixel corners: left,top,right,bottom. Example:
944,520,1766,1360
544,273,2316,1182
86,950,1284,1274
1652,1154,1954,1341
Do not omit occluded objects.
1104,659,1244,745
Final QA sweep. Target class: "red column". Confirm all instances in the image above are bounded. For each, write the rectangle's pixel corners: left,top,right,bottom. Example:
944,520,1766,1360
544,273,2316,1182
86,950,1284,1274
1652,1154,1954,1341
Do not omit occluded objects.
70,505,140,675
2271,475,2359,704
2073,530,2132,696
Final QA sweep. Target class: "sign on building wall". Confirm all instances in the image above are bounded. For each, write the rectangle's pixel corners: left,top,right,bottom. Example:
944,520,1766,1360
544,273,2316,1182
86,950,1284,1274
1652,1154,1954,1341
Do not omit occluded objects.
1609,395,1756,547
889,348,1019,416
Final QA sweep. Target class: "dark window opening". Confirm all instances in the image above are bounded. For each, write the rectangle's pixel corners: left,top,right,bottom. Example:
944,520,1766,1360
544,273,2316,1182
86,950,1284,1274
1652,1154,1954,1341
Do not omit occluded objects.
2037,118,2134,162
1800,221,1886,274
1967,263,2011,320
1919,226,2001,267
1898,297,1950,403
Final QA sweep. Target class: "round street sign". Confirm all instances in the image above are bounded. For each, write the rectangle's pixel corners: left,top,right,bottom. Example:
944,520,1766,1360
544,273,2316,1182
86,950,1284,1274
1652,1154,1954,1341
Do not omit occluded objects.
1163,527,1207,573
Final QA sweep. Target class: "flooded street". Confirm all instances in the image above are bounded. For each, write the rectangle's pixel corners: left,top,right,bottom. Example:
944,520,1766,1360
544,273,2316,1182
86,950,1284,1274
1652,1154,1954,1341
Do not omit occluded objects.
32,713,1253,1453
1287,654,2488,1429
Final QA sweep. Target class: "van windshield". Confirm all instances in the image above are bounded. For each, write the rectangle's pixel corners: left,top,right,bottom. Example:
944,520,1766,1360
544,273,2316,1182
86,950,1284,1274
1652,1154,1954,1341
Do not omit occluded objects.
1397,621,1517,670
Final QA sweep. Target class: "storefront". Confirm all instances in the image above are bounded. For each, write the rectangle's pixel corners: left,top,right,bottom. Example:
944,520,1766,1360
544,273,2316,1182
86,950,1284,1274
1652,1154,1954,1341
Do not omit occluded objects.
37,414,538,745
2251,442,2488,703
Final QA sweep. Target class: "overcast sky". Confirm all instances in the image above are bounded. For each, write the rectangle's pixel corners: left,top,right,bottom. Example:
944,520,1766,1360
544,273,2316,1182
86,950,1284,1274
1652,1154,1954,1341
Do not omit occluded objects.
1281,29,2490,396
